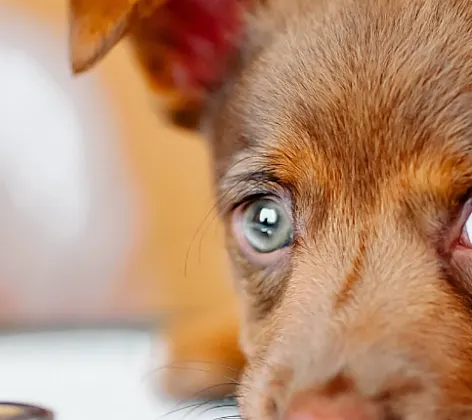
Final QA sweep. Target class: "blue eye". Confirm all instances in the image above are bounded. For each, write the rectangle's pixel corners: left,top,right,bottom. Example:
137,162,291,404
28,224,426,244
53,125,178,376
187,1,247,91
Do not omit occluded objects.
241,199,293,253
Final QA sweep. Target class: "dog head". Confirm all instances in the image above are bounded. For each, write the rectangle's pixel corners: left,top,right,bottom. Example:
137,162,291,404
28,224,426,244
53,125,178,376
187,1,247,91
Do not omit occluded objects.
70,0,472,418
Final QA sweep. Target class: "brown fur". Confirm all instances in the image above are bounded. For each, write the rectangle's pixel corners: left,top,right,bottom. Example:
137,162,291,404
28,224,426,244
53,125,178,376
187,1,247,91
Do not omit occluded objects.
69,0,472,417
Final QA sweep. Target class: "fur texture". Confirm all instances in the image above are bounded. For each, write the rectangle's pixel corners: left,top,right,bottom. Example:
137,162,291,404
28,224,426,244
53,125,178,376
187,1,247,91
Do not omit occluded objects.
69,0,472,417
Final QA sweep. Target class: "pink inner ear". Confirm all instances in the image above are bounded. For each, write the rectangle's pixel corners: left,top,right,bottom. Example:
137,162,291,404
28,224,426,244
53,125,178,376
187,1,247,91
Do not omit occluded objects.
163,0,246,92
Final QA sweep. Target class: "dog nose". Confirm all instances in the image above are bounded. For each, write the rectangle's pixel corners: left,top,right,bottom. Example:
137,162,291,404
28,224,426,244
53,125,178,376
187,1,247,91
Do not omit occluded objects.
284,391,378,420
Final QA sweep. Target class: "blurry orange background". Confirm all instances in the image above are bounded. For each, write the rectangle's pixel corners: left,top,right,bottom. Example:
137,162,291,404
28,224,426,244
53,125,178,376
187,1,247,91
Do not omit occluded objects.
0,0,235,327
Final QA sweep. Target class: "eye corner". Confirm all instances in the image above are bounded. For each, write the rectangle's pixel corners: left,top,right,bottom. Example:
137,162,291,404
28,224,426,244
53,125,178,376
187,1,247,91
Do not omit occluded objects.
449,196,472,253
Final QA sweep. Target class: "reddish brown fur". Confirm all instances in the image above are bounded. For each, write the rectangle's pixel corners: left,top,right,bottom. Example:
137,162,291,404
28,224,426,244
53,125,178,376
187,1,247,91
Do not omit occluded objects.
70,0,472,417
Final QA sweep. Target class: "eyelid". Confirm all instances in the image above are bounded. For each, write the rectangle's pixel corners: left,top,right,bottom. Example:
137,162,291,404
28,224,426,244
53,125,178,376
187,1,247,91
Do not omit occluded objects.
218,182,289,215
231,192,278,212
218,168,289,208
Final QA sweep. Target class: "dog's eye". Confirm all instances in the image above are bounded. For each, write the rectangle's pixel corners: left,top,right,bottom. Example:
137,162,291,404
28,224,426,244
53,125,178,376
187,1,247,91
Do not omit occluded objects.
234,198,293,255
459,205,472,248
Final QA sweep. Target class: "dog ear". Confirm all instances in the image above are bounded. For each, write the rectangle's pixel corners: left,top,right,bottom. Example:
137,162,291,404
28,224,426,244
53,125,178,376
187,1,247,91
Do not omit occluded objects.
69,0,157,74
69,0,247,130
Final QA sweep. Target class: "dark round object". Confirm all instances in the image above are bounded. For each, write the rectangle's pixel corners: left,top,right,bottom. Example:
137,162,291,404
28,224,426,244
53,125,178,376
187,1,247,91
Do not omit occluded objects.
0,403,53,420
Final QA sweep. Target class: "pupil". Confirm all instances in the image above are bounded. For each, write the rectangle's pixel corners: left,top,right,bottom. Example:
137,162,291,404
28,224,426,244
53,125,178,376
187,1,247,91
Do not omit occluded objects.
253,206,278,237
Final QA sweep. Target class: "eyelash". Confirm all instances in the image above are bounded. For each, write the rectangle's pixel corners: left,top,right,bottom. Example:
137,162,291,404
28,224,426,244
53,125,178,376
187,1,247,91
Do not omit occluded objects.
222,174,289,213
231,193,273,211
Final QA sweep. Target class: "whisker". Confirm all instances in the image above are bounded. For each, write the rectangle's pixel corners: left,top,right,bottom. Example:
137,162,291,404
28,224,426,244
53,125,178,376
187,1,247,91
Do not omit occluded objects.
184,154,265,276
211,415,242,420
168,401,215,420
142,362,241,410
159,401,214,420
184,185,238,275
180,399,237,420
184,196,221,277
194,178,269,267
193,402,239,419
158,386,237,420
147,362,241,420
196,208,223,266
159,383,238,419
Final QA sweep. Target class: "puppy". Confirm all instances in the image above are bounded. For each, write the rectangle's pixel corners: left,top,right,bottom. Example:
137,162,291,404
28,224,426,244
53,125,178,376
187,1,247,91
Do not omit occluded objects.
70,0,472,418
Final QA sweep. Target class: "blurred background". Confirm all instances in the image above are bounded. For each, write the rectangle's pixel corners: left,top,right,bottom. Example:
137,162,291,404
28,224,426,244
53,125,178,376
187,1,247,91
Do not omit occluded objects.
0,0,237,418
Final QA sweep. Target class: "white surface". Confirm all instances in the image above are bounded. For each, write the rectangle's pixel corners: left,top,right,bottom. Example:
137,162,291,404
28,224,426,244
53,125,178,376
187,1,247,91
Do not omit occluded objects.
0,329,239,420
